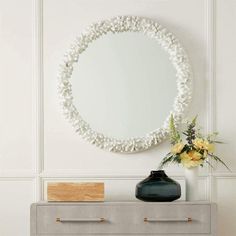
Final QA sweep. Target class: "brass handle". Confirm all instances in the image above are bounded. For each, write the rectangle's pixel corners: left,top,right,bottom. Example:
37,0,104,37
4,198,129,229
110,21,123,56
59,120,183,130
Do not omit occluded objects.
56,217,105,223
144,217,192,222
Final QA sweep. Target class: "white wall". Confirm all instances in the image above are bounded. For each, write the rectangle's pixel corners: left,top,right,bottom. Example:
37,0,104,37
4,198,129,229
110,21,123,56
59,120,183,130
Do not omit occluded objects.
0,0,235,235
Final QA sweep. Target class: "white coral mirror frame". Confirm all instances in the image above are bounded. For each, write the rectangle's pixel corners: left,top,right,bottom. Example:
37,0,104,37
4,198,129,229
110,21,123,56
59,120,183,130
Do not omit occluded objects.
58,16,192,153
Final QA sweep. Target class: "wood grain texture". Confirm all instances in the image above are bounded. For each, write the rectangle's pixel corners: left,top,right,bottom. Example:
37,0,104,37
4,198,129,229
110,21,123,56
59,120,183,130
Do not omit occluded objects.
47,182,104,201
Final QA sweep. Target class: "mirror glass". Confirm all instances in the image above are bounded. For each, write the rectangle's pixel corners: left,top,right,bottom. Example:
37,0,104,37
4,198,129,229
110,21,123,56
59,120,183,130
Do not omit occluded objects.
70,32,177,139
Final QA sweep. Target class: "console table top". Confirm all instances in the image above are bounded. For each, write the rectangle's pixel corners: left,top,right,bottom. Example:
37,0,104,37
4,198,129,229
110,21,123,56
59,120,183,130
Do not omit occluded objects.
33,201,215,206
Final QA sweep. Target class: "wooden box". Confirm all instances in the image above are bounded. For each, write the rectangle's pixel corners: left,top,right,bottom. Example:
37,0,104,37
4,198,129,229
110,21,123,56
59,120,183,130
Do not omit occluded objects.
47,182,104,202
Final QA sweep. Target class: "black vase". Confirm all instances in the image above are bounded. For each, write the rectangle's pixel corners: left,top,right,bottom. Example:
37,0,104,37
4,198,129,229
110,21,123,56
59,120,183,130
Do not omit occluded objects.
135,170,181,202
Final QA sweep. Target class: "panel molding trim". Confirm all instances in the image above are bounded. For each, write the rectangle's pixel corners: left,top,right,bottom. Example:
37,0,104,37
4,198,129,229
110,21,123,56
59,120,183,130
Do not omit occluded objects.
32,0,44,201
205,0,216,201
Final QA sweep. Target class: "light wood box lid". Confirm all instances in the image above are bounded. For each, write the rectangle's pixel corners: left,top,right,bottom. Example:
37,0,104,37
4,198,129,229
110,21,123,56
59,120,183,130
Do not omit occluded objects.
47,182,104,202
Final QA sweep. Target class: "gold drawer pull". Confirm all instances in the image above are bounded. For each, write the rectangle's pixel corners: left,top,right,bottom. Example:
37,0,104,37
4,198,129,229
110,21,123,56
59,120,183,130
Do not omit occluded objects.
144,217,192,222
56,217,105,223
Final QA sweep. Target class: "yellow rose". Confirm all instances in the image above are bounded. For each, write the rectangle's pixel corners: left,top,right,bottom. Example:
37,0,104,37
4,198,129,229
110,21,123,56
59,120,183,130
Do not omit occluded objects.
180,151,203,168
193,138,215,153
204,141,215,153
193,138,205,149
188,150,202,160
171,142,184,154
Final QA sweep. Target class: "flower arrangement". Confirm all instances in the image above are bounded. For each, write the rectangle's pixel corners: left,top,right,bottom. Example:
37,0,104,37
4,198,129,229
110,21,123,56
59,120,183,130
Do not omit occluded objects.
159,115,229,169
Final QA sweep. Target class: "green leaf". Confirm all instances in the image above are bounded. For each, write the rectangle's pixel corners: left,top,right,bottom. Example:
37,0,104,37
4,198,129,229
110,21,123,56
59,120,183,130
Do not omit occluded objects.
159,155,175,169
191,115,198,126
173,155,181,163
169,114,181,144
183,115,198,145
212,140,225,144
208,154,231,171
205,160,215,169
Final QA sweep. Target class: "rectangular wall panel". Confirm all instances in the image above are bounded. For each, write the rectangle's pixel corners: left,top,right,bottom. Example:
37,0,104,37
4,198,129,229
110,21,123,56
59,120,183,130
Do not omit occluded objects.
43,0,208,175
0,0,33,171
43,177,186,201
216,178,236,235
215,0,236,172
42,177,209,201
0,180,35,236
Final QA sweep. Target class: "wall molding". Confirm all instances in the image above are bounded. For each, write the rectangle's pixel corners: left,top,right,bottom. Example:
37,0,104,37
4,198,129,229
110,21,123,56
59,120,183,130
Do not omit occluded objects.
40,173,187,179
32,0,44,201
40,170,210,178
0,177,35,181
205,0,216,201
213,172,236,178
0,170,36,178
1,170,236,178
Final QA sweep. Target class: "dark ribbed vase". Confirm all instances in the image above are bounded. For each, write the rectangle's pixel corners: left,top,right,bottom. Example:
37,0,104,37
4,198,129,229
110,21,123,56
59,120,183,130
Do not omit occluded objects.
135,170,181,202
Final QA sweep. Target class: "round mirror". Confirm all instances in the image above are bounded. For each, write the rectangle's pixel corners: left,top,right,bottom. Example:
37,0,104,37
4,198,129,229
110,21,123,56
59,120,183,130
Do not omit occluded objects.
71,32,177,139
58,16,192,153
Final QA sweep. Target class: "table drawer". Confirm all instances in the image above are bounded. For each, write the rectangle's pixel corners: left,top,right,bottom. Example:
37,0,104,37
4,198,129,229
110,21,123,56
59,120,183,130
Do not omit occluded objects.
35,203,211,235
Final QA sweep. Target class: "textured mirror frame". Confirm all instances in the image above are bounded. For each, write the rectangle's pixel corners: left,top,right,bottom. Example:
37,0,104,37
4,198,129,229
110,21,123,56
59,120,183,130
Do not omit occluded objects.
58,16,192,153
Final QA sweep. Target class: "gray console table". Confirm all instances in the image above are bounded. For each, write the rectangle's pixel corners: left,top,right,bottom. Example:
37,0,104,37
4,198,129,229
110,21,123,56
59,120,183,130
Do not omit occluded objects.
31,201,217,236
